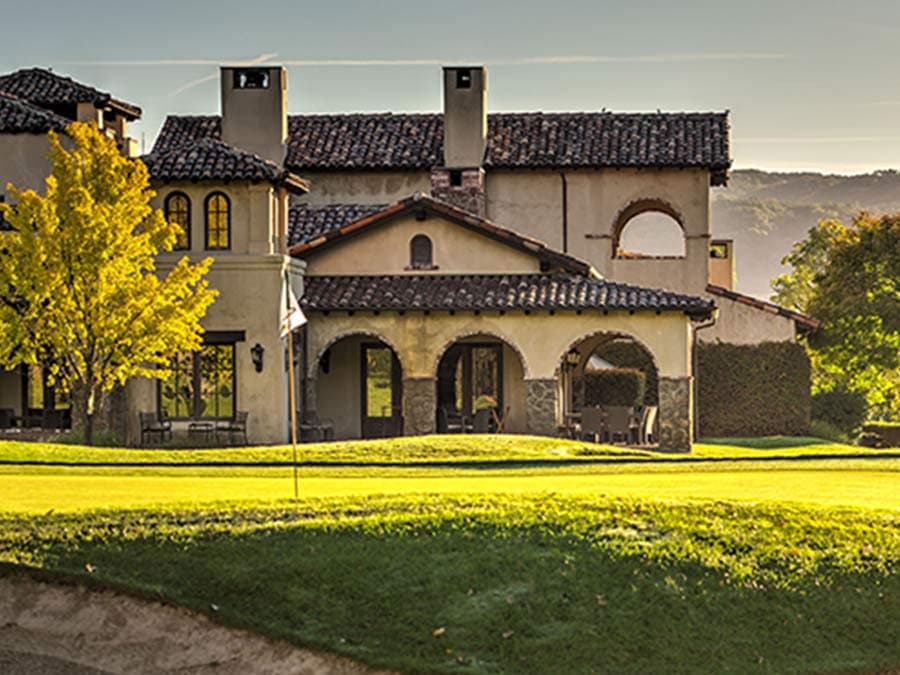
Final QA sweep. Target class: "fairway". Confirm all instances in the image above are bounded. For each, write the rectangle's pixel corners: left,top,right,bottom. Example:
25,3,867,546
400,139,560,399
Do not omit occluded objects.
3,461,898,512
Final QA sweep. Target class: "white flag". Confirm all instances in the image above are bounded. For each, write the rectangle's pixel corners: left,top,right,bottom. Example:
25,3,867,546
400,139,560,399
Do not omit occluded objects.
280,274,307,337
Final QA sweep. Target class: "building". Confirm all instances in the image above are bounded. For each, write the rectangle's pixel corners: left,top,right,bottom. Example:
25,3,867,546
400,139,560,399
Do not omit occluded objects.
0,65,817,449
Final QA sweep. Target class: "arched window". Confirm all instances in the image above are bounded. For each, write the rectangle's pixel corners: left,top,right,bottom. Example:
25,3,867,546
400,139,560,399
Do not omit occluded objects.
613,200,686,259
409,234,433,269
164,192,190,250
204,192,231,250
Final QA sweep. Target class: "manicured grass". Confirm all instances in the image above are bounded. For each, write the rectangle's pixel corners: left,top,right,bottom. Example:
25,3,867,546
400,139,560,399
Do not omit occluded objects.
2,495,898,674
2,458,899,513
1,436,897,672
0,434,893,468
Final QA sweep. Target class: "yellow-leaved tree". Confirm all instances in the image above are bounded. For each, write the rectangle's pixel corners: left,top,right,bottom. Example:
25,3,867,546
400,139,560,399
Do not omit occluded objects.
0,122,217,445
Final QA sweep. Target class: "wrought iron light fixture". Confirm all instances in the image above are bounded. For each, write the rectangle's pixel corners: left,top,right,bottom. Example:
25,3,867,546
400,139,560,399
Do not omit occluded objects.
251,343,265,372
566,349,580,367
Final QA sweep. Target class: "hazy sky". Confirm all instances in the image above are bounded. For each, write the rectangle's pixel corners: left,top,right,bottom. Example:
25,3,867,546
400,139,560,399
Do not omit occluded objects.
2,0,899,174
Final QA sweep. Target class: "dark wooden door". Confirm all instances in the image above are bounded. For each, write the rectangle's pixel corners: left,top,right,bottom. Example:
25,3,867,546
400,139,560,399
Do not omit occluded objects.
361,344,403,438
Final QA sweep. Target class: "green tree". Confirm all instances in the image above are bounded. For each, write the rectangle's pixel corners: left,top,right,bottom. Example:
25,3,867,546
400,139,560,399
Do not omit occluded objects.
0,122,217,444
773,214,900,417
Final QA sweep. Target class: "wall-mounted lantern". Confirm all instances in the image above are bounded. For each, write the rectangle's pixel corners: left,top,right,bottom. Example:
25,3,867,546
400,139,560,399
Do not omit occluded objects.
251,343,265,373
565,349,580,367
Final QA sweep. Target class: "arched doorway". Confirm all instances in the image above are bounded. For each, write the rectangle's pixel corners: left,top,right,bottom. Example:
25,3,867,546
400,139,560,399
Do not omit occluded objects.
435,334,527,434
560,333,659,446
314,334,403,439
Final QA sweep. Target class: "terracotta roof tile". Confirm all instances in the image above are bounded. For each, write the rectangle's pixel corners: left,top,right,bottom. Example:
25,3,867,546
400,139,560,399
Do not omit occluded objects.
0,67,141,119
141,139,308,194
0,91,69,134
288,203,386,246
152,111,731,181
303,274,714,317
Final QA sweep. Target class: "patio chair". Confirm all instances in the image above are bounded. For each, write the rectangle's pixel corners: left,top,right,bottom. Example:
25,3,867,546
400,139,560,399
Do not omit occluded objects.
637,405,658,445
438,406,471,434
605,406,638,444
580,406,606,443
0,408,14,430
472,408,493,433
216,410,249,446
140,411,172,447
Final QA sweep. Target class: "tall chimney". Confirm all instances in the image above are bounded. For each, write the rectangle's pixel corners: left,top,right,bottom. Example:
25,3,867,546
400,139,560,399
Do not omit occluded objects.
220,66,287,165
433,66,487,216
442,66,487,168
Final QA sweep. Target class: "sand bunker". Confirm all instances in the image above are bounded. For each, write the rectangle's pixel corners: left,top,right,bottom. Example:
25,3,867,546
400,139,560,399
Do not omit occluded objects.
0,573,394,674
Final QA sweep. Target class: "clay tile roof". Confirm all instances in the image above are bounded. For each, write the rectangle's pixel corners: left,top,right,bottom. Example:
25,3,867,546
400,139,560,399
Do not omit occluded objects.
0,91,69,134
302,274,714,318
706,284,820,335
288,203,386,247
152,111,732,184
141,139,309,194
0,67,141,120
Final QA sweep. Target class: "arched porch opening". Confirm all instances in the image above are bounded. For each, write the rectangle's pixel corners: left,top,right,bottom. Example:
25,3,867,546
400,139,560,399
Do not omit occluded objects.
558,332,660,446
434,333,527,434
314,332,403,440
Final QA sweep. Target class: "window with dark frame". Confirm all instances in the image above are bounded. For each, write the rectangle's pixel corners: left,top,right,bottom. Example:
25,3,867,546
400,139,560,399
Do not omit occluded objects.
164,192,191,250
449,169,463,187
456,69,472,89
409,234,434,269
204,192,231,250
159,343,236,420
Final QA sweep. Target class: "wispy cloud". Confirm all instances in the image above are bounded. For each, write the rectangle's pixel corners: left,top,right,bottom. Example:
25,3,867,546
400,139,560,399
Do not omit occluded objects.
166,53,278,97
65,51,789,69
742,135,900,144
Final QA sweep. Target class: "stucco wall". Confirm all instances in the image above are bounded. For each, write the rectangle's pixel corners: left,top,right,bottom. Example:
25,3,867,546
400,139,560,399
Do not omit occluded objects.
700,295,796,345
294,171,431,206
152,182,285,257
303,212,542,276
0,135,54,194
128,253,302,445
485,168,711,296
315,334,365,439
306,310,691,381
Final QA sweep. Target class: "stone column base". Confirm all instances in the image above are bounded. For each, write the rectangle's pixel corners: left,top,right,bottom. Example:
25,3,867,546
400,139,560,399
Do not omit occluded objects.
403,377,436,436
658,376,693,452
526,378,558,436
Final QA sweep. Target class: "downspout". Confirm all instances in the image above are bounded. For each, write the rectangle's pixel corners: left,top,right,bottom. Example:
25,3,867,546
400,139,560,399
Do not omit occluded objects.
559,171,568,253
692,310,718,440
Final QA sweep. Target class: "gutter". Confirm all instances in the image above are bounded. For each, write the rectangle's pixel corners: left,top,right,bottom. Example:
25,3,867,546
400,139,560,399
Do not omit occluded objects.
691,309,718,440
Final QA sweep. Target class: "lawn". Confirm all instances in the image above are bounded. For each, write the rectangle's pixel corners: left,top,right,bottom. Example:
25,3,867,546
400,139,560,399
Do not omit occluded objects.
0,435,898,673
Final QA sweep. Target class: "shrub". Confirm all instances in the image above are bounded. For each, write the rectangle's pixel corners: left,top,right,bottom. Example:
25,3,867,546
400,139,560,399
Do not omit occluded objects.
811,387,868,434
697,341,811,437
808,419,848,444
584,368,646,407
592,340,658,405
53,429,123,447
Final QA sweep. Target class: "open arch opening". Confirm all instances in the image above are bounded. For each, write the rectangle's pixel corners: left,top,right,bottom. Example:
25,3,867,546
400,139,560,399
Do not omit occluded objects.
314,333,403,440
559,332,660,446
613,200,685,259
434,334,527,434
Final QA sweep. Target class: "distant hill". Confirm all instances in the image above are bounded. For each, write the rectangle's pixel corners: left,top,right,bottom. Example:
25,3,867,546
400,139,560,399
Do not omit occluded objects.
711,169,900,300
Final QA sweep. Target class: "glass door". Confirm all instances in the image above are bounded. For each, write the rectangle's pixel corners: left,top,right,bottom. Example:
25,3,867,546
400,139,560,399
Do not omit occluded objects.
361,344,402,438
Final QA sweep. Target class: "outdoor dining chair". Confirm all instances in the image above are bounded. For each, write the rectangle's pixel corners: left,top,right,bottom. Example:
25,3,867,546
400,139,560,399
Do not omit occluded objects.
580,406,606,443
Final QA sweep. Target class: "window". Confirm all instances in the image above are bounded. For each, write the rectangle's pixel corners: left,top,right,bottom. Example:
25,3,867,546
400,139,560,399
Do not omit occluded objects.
159,343,236,419
234,69,270,89
22,365,70,413
456,69,472,89
449,169,463,187
164,192,191,250
710,242,730,259
409,234,434,269
205,192,230,250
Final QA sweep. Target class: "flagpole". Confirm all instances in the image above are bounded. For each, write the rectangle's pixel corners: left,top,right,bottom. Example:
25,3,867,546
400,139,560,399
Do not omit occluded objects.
285,270,299,501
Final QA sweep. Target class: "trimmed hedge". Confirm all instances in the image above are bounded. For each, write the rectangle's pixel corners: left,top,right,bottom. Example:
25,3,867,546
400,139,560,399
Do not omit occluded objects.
593,340,658,405
584,368,646,407
697,341,811,437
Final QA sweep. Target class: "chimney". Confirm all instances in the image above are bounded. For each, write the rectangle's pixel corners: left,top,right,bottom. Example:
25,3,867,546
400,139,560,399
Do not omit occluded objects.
220,66,287,165
709,239,735,290
433,66,487,216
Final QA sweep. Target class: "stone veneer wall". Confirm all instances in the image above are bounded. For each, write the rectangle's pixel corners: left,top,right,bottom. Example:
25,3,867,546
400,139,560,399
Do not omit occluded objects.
403,377,436,435
658,376,693,452
525,378,558,436
430,167,486,216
